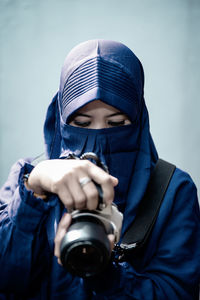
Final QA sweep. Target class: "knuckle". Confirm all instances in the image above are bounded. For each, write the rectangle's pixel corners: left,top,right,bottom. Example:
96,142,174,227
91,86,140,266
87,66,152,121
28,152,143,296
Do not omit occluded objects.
65,199,73,208
63,170,76,181
65,170,74,177
59,193,73,209
75,194,86,205
51,180,67,196
72,162,88,174
88,188,98,200
81,159,91,169
71,164,81,172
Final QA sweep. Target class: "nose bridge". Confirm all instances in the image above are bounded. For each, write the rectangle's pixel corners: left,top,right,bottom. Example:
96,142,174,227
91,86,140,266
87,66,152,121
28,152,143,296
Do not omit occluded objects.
91,111,107,129
92,121,107,129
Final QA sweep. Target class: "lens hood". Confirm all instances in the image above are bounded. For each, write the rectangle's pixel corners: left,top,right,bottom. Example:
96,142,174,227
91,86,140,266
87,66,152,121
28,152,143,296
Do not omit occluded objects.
60,213,111,277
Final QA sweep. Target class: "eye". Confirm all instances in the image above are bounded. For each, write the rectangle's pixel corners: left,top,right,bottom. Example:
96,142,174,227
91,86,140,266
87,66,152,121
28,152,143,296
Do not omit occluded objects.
107,114,131,127
107,120,126,127
72,120,91,127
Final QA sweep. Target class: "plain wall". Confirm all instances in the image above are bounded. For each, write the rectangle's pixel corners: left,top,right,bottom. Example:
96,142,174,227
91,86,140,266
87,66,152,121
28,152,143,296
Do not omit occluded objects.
0,0,200,198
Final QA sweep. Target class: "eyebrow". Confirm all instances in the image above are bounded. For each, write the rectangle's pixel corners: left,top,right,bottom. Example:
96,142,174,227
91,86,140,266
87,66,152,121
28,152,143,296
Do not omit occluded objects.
74,112,126,118
74,113,91,118
107,112,125,117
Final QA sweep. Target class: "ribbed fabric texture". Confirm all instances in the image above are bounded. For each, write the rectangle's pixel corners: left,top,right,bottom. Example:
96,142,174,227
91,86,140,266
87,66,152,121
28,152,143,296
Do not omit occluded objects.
61,56,137,115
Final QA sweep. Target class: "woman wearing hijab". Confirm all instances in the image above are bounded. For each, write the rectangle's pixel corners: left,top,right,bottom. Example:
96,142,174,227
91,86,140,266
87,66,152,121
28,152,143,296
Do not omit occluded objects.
0,40,199,299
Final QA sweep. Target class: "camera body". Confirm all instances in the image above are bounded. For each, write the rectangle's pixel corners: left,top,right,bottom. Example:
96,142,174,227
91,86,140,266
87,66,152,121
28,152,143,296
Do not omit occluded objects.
60,203,123,278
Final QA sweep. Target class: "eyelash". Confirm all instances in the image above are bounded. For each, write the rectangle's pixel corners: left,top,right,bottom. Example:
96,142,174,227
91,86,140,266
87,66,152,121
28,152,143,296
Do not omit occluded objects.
73,120,126,127
73,120,91,127
108,120,126,126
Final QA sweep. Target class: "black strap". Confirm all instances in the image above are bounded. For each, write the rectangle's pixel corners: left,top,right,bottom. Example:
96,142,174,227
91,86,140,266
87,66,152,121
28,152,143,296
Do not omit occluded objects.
120,159,176,251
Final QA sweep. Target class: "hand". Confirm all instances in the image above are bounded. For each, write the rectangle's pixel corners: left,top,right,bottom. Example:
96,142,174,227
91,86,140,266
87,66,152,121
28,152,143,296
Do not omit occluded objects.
27,159,118,211
54,213,115,266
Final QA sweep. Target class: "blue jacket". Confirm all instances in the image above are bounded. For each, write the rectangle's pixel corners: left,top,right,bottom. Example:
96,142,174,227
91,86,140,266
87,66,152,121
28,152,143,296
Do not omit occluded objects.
0,157,199,299
1,40,200,299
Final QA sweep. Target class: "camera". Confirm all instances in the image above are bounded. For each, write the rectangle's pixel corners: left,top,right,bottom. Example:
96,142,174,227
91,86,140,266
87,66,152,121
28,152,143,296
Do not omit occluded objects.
59,152,123,278
60,203,123,278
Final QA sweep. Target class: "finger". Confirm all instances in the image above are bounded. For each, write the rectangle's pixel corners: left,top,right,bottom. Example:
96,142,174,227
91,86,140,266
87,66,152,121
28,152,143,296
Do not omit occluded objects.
108,234,115,251
57,258,62,266
81,181,99,210
85,163,117,204
57,185,75,211
109,175,119,187
90,167,118,188
92,174,115,204
54,213,72,259
65,176,87,210
83,160,118,186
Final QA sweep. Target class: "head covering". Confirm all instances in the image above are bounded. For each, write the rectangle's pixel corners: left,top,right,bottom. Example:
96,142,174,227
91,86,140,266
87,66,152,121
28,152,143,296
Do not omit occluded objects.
43,39,158,234
59,40,143,124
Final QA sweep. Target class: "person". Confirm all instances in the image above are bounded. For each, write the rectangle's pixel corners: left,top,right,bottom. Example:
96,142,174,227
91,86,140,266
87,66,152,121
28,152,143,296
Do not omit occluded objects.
0,39,199,299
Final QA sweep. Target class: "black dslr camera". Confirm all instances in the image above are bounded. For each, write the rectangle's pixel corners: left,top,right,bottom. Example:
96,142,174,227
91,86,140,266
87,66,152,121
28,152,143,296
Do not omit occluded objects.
60,152,123,278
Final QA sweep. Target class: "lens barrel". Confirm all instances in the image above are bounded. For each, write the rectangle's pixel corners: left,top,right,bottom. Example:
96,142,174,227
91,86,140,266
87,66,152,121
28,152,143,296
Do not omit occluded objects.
60,214,111,277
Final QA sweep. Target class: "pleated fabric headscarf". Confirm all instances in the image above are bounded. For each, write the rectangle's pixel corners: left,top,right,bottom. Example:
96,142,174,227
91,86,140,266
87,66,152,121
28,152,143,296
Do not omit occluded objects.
44,39,158,234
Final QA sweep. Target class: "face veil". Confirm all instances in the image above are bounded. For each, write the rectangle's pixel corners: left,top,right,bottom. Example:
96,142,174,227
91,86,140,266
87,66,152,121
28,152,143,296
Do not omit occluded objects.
43,39,158,233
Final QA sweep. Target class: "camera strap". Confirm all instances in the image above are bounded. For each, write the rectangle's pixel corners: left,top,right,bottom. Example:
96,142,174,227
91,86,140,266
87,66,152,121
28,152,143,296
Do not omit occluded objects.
118,159,176,256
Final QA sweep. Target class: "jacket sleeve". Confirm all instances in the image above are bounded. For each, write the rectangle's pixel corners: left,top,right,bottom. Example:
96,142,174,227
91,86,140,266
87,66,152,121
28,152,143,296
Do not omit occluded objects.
0,159,57,294
84,169,200,299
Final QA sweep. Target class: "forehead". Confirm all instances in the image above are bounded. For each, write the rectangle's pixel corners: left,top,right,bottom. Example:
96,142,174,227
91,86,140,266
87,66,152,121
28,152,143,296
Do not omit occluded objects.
77,100,121,114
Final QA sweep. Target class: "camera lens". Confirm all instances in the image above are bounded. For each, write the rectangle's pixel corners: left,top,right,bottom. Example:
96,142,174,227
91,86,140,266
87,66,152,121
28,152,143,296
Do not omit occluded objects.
64,241,107,277
60,215,111,277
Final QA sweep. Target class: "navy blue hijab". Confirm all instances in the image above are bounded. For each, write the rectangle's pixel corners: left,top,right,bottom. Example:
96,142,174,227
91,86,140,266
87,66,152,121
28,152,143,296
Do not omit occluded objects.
43,40,158,234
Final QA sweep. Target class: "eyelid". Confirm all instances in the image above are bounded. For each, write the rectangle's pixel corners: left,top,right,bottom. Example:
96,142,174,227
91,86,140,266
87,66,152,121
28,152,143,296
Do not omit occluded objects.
108,115,127,121
74,120,90,124
72,119,91,127
108,120,125,125
74,115,90,121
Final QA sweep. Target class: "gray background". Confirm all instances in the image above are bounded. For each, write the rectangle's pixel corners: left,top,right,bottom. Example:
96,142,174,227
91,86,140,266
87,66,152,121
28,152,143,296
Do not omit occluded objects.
0,0,199,199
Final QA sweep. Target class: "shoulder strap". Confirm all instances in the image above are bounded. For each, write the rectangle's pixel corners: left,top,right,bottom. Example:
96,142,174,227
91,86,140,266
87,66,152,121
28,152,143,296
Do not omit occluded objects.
120,159,176,251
